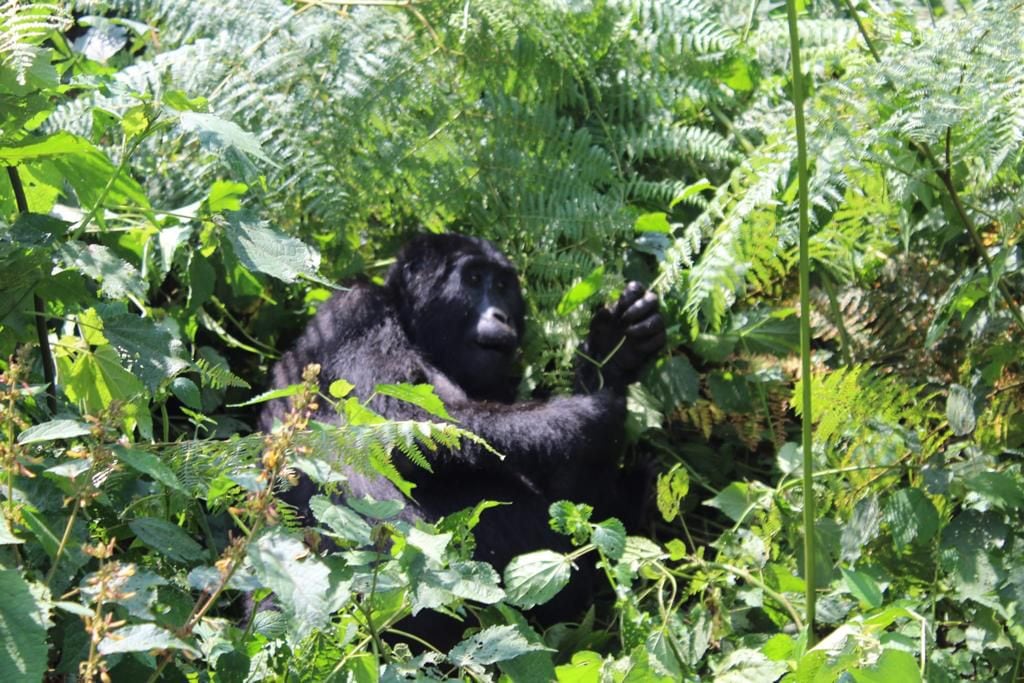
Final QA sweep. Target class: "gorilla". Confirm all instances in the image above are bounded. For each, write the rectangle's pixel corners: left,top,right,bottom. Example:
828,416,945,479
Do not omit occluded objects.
259,233,664,633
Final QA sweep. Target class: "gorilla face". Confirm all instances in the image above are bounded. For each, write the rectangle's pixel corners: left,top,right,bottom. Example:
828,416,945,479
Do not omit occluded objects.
390,235,525,402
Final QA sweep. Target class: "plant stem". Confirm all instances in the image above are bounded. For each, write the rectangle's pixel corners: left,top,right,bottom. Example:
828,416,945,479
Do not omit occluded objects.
45,498,80,586
783,0,817,642
6,166,57,413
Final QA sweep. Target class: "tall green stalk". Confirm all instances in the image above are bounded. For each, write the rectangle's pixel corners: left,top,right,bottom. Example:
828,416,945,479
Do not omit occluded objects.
784,0,816,643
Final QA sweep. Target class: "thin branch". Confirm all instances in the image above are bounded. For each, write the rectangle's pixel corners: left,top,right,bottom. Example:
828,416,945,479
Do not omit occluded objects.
6,166,57,413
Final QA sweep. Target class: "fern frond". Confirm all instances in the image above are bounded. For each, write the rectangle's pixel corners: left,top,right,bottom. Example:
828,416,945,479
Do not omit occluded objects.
0,0,70,84
197,357,251,390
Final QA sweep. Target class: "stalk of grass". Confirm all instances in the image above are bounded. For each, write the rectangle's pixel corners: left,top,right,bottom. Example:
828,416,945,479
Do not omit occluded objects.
783,0,816,643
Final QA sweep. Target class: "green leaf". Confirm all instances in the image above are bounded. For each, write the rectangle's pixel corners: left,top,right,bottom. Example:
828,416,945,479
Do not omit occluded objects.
56,241,146,301
114,446,184,492
705,481,770,524
376,382,453,420
503,550,572,609
656,465,689,522
635,212,671,233
557,265,605,316
556,650,603,682
448,625,550,674
849,648,921,683
228,383,302,408
0,570,47,683
0,131,94,162
884,488,939,549
170,377,202,410
248,528,332,642
946,383,976,436
129,517,205,564
670,178,714,208
178,112,277,166
650,355,700,411
776,442,801,476
964,471,1024,510
309,496,373,546
841,567,883,609
207,179,248,212
329,379,355,398
347,495,404,519
225,212,320,284
94,303,190,391
592,518,627,560
98,624,199,658
17,419,91,444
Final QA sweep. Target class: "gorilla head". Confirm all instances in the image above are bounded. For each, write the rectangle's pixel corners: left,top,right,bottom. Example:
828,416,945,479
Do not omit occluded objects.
387,235,526,402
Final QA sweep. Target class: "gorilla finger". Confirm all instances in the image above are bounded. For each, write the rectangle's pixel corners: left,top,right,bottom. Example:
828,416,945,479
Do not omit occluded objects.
625,314,664,339
634,331,666,355
610,282,647,318
620,291,659,324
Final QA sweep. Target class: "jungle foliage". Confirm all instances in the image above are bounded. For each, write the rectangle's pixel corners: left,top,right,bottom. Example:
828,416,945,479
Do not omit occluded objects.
0,0,1022,680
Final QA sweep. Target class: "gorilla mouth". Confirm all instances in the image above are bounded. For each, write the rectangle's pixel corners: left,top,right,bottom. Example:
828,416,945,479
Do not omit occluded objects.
475,328,517,353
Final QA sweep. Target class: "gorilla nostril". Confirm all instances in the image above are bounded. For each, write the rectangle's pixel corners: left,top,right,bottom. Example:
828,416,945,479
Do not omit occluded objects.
489,307,509,325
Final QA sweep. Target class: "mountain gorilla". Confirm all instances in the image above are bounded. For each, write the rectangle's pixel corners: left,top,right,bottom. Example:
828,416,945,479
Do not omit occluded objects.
259,234,664,633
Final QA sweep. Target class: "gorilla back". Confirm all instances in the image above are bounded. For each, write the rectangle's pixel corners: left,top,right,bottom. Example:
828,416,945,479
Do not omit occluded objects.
259,234,665,623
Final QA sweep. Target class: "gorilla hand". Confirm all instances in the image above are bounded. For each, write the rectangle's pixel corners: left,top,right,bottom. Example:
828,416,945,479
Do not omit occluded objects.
577,282,666,393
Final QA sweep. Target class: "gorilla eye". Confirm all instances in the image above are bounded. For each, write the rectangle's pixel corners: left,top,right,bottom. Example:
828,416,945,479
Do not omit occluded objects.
466,272,481,286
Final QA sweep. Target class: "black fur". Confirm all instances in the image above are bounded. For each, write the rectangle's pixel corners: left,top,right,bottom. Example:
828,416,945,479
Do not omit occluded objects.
259,234,664,636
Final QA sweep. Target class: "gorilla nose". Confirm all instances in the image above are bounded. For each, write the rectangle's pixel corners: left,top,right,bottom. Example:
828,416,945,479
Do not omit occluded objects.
486,307,509,325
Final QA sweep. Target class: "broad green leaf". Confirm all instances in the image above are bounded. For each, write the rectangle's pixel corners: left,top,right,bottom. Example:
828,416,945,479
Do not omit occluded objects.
129,517,205,564
114,446,184,492
884,488,939,549
376,382,453,420
0,571,47,683
207,179,248,212
58,344,146,413
556,650,603,683
0,131,94,162
179,111,277,166
712,647,789,683
225,212,320,284
635,212,671,233
329,379,355,398
170,376,202,410
840,495,882,563
651,355,700,411
841,567,883,609
406,527,453,565
705,481,771,524
17,419,91,444
964,471,1024,510
94,303,190,391
592,518,627,560
557,265,605,316
98,624,199,657
849,648,921,683
347,495,404,519
248,528,332,642
776,442,801,476
448,625,550,674
309,496,373,546
503,550,572,609
946,383,976,435
56,241,146,301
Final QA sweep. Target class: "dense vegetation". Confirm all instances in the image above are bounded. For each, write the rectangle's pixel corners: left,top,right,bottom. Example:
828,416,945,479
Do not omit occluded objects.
1,0,1022,680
